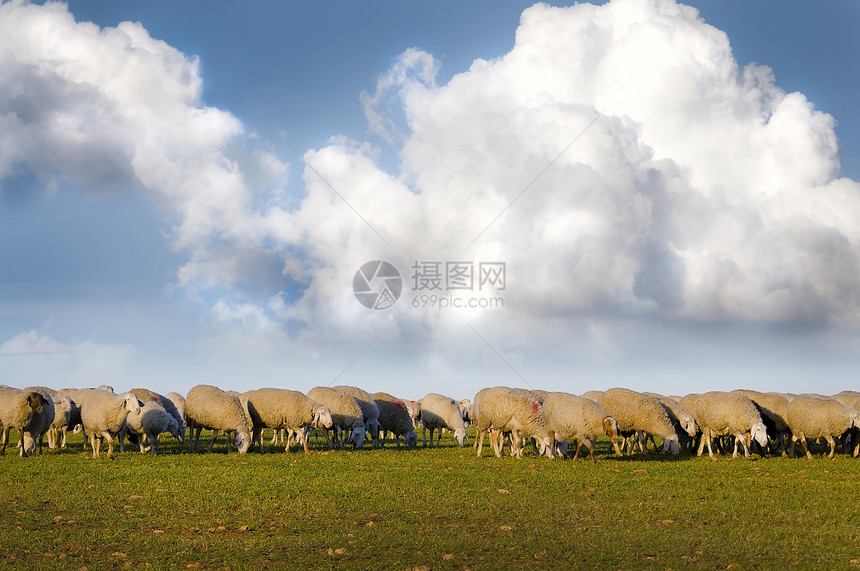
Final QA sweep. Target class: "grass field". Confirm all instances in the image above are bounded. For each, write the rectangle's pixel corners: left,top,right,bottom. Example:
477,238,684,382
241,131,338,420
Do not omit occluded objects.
2,431,859,570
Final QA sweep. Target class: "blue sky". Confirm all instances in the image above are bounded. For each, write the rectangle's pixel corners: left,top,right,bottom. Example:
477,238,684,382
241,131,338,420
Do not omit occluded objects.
1,0,859,400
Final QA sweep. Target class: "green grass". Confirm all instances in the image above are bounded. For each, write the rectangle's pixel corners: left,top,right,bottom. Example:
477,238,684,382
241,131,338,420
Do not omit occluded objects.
2,432,859,570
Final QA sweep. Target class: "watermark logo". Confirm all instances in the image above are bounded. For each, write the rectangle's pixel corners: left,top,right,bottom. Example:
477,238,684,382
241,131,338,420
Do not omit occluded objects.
354,259,505,310
353,260,403,310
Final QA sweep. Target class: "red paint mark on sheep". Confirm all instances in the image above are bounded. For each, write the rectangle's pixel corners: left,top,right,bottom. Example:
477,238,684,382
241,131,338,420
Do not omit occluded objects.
532,402,539,414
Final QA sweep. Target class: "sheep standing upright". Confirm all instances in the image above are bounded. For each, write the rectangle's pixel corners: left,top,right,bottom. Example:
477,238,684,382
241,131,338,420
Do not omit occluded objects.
19,387,55,456
693,391,768,459
786,395,859,459
185,385,251,455
307,387,366,449
47,396,73,450
596,388,680,456
418,393,468,447
332,385,383,446
0,387,47,457
80,391,142,459
243,388,333,453
473,386,554,459
542,392,623,462
458,399,472,427
372,392,418,448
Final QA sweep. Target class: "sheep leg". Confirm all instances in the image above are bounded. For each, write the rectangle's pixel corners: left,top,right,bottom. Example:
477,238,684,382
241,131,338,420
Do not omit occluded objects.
476,429,486,457
191,426,202,452
0,427,9,455
797,433,814,460
208,430,218,453
825,435,837,459
705,429,717,459
105,434,116,459
90,433,100,458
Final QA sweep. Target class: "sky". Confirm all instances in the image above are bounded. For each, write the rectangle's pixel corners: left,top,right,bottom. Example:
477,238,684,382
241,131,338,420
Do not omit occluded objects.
1,0,859,400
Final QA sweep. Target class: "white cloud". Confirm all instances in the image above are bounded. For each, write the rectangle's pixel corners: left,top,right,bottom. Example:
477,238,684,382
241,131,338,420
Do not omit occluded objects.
0,330,136,387
3,0,860,395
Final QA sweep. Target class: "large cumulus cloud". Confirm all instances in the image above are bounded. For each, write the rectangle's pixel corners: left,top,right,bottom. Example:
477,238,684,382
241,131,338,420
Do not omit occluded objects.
3,0,860,364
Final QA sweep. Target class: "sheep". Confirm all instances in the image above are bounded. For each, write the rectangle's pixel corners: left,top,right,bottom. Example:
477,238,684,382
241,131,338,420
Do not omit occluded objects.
473,386,554,459
732,390,792,456
786,395,860,459
0,387,47,457
79,390,142,459
243,388,333,453
372,392,418,448
458,399,472,427
692,391,768,460
121,401,182,454
307,387,366,449
542,391,623,462
418,393,468,447
18,387,55,456
185,384,251,455
402,399,422,430
642,392,698,452
595,388,680,456
165,392,186,420
47,396,73,450
332,385,383,446
56,388,94,449
130,387,186,443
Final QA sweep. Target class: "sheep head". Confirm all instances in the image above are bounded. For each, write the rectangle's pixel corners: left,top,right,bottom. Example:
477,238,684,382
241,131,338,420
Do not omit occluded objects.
313,406,333,429
850,411,860,429
25,392,44,414
453,427,468,447
680,414,698,437
122,393,141,416
663,435,680,455
349,427,366,449
233,432,250,455
750,422,768,447
403,430,418,448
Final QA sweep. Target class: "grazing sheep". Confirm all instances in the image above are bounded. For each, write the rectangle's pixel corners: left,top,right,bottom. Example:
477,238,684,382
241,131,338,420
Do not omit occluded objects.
243,388,333,453
332,385,383,446
732,390,792,456
307,387,366,449
130,388,186,443
641,392,698,453
185,385,251,455
372,392,418,448
122,401,182,454
402,399,422,430
80,391,142,459
47,396,73,449
419,393,468,447
543,391,623,462
786,395,860,459
693,391,768,459
596,388,680,456
458,399,472,427
473,386,554,459
0,387,47,457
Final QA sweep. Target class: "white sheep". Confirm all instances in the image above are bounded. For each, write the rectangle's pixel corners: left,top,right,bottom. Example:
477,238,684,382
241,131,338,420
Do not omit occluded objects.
693,391,768,459
122,400,182,454
0,387,48,457
458,399,472,427
47,396,73,450
596,388,680,456
185,384,251,455
243,388,333,453
473,386,554,459
372,392,418,448
307,387,366,449
332,385,383,446
418,393,468,447
732,389,791,456
165,392,186,420
786,395,860,459
79,390,142,459
542,391,623,462
130,387,187,443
